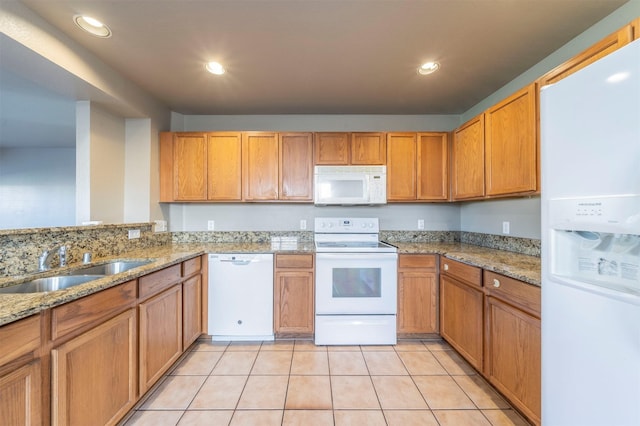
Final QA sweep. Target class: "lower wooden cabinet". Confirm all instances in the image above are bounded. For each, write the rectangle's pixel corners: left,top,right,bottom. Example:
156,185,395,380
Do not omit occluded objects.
0,360,41,426
182,274,203,349
484,271,541,425
397,254,439,335
51,309,137,426
439,258,484,371
139,284,183,394
274,254,314,336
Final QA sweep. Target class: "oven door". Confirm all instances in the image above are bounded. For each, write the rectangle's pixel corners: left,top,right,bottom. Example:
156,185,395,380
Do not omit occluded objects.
315,252,397,315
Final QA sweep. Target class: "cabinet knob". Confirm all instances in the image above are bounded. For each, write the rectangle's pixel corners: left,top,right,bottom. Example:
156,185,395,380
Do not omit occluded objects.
443,263,449,271
493,278,500,288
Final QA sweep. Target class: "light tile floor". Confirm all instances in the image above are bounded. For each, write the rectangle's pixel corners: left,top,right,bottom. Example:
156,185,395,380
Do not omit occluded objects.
121,339,531,426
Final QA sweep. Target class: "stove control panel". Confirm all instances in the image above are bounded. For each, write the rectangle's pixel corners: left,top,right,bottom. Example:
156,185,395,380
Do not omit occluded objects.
315,217,379,233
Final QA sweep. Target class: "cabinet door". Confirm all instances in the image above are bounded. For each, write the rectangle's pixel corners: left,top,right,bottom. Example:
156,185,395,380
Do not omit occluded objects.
51,309,136,426
279,132,313,201
398,270,438,334
139,285,183,394
207,132,242,200
417,132,449,200
242,132,279,200
386,133,417,201
485,296,541,425
351,132,386,164
183,274,203,349
539,25,633,86
174,133,207,201
451,115,485,200
314,132,350,164
439,275,483,370
0,361,41,426
634,18,640,40
274,271,314,335
485,83,538,196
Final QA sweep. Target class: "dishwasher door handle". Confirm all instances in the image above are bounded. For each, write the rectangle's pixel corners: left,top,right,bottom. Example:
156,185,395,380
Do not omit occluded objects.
219,259,253,266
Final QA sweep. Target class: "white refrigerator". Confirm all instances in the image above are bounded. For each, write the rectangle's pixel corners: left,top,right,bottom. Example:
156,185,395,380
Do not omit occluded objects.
540,38,640,425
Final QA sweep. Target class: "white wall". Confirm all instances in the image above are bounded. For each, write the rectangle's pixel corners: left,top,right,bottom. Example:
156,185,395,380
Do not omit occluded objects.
0,147,75,228
173,114,460,132
168,203,459,232
460,197,541,239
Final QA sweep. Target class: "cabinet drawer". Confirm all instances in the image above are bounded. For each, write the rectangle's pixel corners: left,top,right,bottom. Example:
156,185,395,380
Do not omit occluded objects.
139,264,181,300
0,315,41,367
440,258,482,287
484,271,540,316
276,254,314,269
51,280,136,341
399,254,437,270
183,256,202,278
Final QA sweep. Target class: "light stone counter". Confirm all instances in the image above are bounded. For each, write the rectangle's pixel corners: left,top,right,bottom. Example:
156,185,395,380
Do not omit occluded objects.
0,240,537,327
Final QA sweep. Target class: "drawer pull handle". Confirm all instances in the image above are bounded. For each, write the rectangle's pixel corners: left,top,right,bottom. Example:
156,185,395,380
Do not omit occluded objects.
443,263,449,271
493,279,500,288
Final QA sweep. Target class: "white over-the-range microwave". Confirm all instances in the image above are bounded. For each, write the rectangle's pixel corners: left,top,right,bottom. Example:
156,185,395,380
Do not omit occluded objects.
314,165,387,205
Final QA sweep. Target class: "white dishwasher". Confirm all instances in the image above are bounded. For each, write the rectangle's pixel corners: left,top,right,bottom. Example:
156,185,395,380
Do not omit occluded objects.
208,253,274,341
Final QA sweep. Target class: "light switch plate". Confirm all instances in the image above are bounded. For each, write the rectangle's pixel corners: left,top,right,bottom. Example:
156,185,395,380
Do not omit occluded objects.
502,221,510,234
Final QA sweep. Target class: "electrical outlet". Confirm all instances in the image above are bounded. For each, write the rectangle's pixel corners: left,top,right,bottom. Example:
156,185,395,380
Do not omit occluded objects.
502,221,510,234
300,219,307,230
207,220,215,231
418,219,425,230
154,220,167,232
128,229,141,239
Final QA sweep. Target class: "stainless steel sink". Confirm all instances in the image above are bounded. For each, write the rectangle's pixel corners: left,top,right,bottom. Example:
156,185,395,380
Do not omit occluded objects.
67,260,154,276
0,275,104,294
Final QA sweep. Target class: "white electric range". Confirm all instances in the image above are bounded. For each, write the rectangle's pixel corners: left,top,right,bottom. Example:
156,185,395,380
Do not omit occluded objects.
314,217,398,345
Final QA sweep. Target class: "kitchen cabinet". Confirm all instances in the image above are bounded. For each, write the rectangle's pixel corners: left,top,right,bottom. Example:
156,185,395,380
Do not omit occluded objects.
182,256,204,348
0,315,42,426
313,132,386,165
279,132,314,201
634,18,640,40
51,309,137,426
274,254,314,337
160,132,207,201
483,271,541,426
207,132,243,200
451,114,485,200
397,254,439,335
539,24,634,86
484,83,538,197
439,258,484,371
138,264,183,394
386,132,449,201
160,132,242,201
50,280,137,426
242,132,279,200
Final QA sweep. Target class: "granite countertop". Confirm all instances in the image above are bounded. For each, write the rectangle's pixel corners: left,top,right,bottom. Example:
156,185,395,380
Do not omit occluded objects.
392,242,541,286
0,241,538,327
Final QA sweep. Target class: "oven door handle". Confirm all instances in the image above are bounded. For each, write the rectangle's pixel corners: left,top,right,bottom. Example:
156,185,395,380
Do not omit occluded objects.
316,253,397,261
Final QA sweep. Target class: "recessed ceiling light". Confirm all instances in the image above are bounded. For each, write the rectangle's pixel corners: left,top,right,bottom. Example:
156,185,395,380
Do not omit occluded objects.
73,15,112,38
205,61,226,75
418,61,440,75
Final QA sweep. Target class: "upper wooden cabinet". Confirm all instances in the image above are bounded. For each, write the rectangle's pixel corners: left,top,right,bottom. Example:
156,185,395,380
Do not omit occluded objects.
387,132,448,201
485,83,538,197
242,132,279,200
279,133,314,201
451,114,485,200
351,132,386,164
207,132,242,201
634,18,640,40
539,24,634,87
162,132,207,201
313,132,386,165
161,131,313,202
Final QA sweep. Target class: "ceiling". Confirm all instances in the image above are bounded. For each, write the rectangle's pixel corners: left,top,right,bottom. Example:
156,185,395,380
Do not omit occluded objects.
12,0,629,117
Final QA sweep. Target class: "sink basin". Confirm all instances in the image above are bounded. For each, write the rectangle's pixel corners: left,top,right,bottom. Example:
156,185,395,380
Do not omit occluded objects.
67,260,154,276
0,275,104,294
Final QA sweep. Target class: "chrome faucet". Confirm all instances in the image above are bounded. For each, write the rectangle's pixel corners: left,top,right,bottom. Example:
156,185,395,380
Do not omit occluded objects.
38,245,68,271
